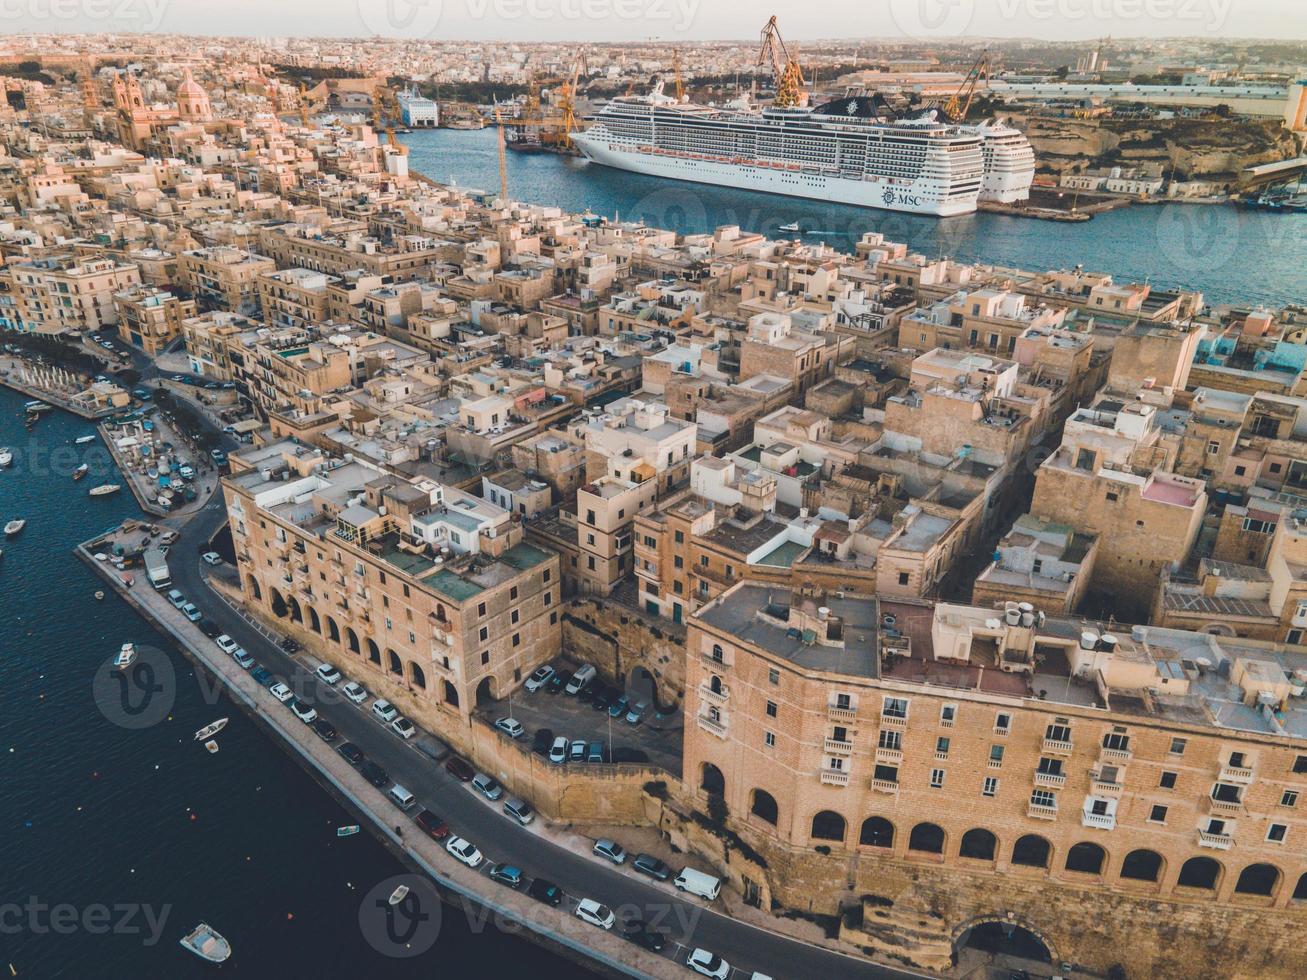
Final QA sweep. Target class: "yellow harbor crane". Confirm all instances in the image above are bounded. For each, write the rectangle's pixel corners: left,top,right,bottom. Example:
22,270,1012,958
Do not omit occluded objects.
757,15,805,109
939,51,990,122
493,103,509,203
671,48,685,103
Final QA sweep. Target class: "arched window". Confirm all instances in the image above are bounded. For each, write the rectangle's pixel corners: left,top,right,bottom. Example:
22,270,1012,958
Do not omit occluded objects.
1012,834,1051,869
1178,856,1221,890
435,603,446,622
908,822,945,854
308,606,321,634
1120,849,1163,882
1065,842,1106,875
810,810,846,842
247,575,262,601
442,680,459,707
410,663,427,690
270,589,287,618
1234,863,1280,897
327,617,341,643
700,763,725,795
711,643,723,662
859,816,894,848
346,627,360,654
1294,872,1307,901
959,828,997,861
750,789,778,825
710,674,723,694
287,596,302,623
387,650,402,676
367,639,381,665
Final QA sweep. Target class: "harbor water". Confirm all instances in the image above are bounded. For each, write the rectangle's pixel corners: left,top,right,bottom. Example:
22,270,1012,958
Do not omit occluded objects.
403,127,1305,310
0,385,580,977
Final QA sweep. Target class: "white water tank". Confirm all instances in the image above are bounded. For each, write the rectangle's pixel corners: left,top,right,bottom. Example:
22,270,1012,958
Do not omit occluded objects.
817,606,831,620
1080,630,1100,651
1019,601,1035,627
1004,602,1021,626
1101,633,1119,651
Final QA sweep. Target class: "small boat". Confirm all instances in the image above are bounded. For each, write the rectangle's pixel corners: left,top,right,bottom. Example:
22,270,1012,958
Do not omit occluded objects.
75,434,97,445
0,448,11,467
204,740,219,754
24,401,51,413
113,643,137,670
88,484,121,497
94,590,105,600
179,923,231,964
73,463,89,481
194,718,228,741
4,519,25,537
387,885,410,906
778,221,800,232
336,825,360,837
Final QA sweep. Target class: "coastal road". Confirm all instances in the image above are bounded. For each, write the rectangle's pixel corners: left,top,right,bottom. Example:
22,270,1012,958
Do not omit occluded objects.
164,496,921,980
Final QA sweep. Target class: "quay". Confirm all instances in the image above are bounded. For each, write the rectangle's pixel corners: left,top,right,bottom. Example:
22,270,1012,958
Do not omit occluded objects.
0,365,120,420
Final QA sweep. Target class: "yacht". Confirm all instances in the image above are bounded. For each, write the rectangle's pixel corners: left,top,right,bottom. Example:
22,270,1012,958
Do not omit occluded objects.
113,643,137,670
4,519,25,536
0,448,11,467
179,923,231,963
88,484,121,497
75,434,97,445
194,718,229,741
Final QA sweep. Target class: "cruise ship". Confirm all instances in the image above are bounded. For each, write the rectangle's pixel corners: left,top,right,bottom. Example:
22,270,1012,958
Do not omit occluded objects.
572,86,1034,216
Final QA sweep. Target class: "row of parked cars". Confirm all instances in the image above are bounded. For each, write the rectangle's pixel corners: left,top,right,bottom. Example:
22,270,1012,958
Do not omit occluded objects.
524,662,651,724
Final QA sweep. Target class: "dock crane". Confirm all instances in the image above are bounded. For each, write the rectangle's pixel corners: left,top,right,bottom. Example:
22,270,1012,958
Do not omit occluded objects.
939,51,989,122
757,15,805,108
671,48,685,103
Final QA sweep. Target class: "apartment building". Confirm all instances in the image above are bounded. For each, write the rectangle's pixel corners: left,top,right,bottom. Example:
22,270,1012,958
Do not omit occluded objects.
899,288,1067,357
738,311,850,395
4,255,141,334
223,441,560,726
179,246,276,316
257,267,337,329
112,284,197,355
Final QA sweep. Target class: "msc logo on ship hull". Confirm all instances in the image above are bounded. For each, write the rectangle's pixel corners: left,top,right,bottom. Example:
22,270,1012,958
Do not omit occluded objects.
883,188,922,208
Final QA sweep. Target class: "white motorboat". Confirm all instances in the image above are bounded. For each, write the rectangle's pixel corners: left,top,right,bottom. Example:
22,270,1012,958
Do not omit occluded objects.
180,923,231,963
88,484,121,497
194,718,228,741
73,463,89,481
4,519,25,536
204,740,219,754
778,222,800,233
74,434,97,445
387,885,410,906
113,643,137,670
0,447,12,467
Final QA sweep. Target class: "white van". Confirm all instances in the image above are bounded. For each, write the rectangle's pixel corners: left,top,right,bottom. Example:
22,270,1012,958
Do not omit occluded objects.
673,867,722,901
388,783,416,810
565,663,596,694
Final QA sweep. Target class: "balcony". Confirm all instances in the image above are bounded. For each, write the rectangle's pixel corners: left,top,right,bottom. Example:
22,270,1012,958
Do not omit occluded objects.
934,750,949,761
1034,771,1067,788
701,652,729,670
879,713,907,730
1219,765,1255,784
1197,829,1233,850
1081,810,1116,831
1090,777,1123,798
1027,802,1058,820
827,704,857,723
1100,746,1132,763
1206,796,1243,817
1042,737,1073,755
698,681,730,707
871,778,899,794
824,737,854,755
820,769,850,787
875,746,903,765
697,713,727,738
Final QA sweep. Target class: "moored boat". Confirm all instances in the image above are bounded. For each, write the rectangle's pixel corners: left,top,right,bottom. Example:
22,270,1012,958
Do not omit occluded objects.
75,434,97,445
204,740,219,754
336,825,360,837
113,643,137,670
194,718,228,741
0,448,11,467
88,484,121,497
387,885,410,906
73,463,89,480
4,519,25,536
179,923,231,963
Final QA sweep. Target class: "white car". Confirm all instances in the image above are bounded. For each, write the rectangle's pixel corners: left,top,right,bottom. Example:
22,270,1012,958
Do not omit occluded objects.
232,649,255,670
549,736,568,764
315,663,341,685
524,664,554,693
214,635,239,655
494,717,524,740
290,700,318,724
391,717,416,740
372,700,398,723
341,681,367,705
445,836,483,868
574,898,616,931
269,682,294,703
201,551,222,566
686,949,731,979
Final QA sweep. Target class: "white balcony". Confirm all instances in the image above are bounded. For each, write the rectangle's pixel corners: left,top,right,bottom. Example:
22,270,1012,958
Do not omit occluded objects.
1034,771,1066,788
1100,746,1132,763
1027,802,1058,820
827,704,856,723
824,737,854,755
879,713,907,729
1206,796,1243,817
819,769,850,787
1219,765,1254,784
1081,810,1116,831
875,746,903,765
1197,829,1233,850
698,681,729,706
1042,737,1073,755
697,713,727,738
871,778,899,794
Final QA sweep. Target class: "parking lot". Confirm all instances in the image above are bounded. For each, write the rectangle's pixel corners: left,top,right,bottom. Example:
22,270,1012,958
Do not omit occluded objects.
475,659,684,775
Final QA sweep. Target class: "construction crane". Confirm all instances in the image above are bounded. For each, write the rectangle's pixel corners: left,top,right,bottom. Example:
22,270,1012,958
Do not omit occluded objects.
493,103,509,203
756,15,805,109
671,48,685,103
940,51,989,122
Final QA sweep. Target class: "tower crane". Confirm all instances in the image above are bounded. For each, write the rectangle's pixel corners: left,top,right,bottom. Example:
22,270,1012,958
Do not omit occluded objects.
756,15,805,109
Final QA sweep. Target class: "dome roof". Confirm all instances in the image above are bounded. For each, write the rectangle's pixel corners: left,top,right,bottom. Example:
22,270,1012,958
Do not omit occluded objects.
177,68,205,99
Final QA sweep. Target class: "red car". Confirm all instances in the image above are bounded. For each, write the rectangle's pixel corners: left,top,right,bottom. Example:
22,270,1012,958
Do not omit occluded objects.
444,757,474,781
415,809,450,841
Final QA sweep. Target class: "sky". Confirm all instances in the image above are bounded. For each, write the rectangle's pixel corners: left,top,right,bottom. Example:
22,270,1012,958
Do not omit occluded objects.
6,0,1303,43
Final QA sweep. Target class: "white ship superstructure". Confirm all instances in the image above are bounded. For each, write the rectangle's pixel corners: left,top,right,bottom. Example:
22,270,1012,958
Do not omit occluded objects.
572,87,987,217
968,118,1037,203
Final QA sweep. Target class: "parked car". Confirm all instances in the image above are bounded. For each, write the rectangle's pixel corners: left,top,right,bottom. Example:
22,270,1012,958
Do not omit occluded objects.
545,670,570,694
565,664,596,694
494,717,525,740
586,741,605,763
232,649,255,670
625,700,649,726
166,589,186,609
591,686,613,712
315,663,341,685
686,949,731,979
633,854,671,881
197,619,222,638
576,683,598,704
574,898,615,930
548,736,568,764
371,700,398,723
278,636,299,653
215,635,239,655
503,797,535,826
592,838,627,865
608,695,629,718
391,717,416,740
415,809,450,841
181,602,203,623
488,863,523,888
569,739,587,762
337,742,364,766
312,718,337,741
444,757,474,782
251,666,273,687
445,836,483,868
471,773,503,801
268,682,294,703
201,551,222,566
531,728,555,756
526,877,564,906
621,914,666,952
524,664,554,693
359,760,389,788
341,681,367,705
290,699,318,724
